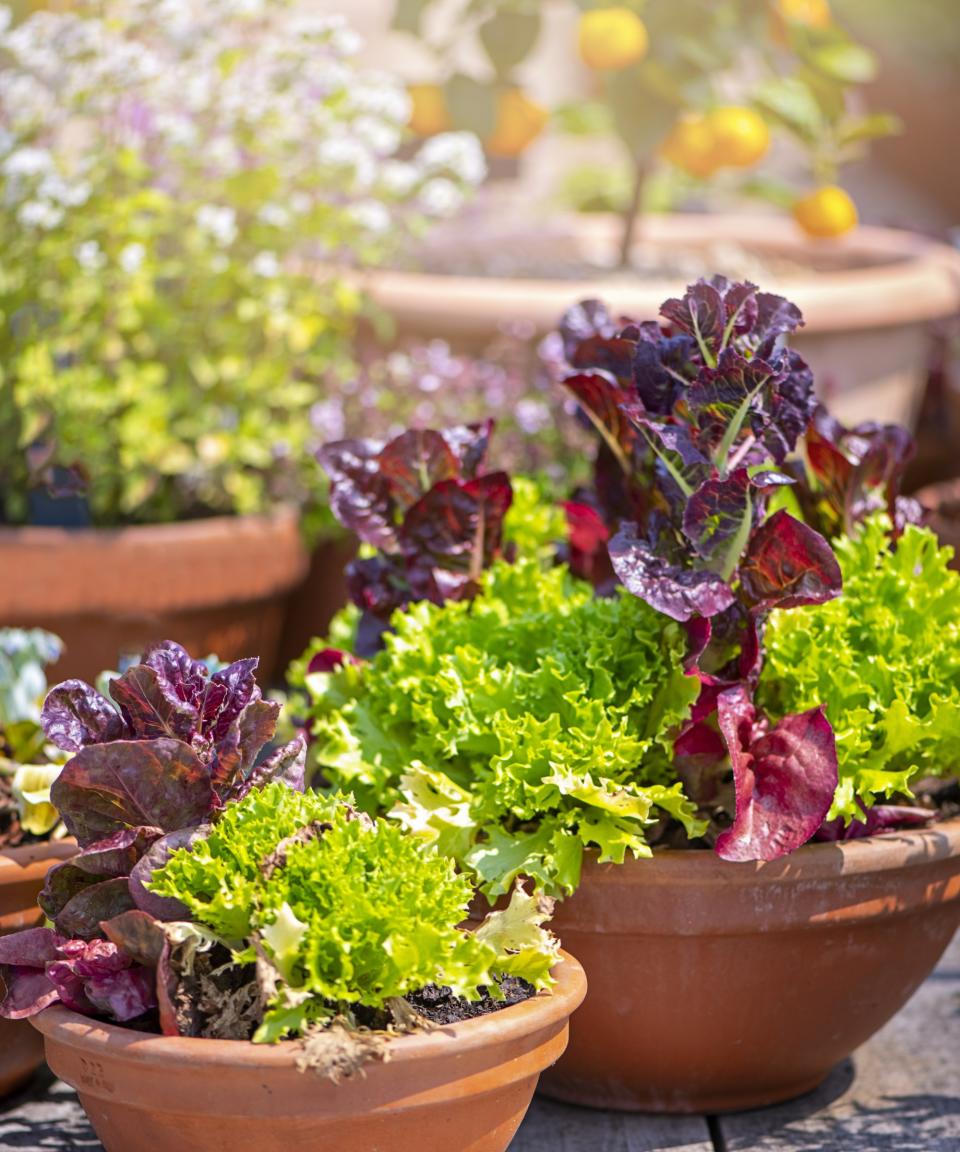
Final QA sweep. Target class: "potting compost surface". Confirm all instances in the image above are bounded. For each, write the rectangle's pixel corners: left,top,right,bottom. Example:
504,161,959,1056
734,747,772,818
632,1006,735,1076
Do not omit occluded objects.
2,931,957,1152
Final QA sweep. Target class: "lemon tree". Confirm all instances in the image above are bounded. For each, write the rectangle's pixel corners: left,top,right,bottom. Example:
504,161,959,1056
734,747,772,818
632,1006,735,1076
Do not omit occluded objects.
391,0,895,256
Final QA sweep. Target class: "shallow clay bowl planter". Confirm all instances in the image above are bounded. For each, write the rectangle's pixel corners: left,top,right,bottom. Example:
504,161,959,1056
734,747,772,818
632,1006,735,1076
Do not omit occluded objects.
33,952,586,1152
916,478,960,572
535,820,960,1113
0,508,308,683
365,213,960,430
0,839,78,1097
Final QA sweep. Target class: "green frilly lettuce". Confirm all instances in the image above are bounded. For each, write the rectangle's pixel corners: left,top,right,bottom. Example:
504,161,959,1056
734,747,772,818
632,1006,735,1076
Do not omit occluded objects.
149,781,559,1042
760,517,960,821
297,558,703,897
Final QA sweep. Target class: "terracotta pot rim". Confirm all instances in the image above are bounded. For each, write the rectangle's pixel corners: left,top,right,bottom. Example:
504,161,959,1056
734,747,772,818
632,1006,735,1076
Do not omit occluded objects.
363,212,960,334
0,838,78,877
0,504,301,546
32,951,586,1070
588,817,960,883
0,505,309,617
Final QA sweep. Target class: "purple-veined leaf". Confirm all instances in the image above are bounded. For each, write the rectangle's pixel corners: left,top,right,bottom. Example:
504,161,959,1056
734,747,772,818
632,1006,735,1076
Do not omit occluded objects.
41,681,126,752
632,332,694,416
400,473,513,597
238,735,307,799
128,827,210,921
682,469,752,563
317,438,396,550
661,281,726,358
739,510,842,611
378,429,460,512
109,666,198,742
53,878,137,941
715,686,838,862
608,523,736,622
39,826,163,923
563,372,637,468
50,738,213,848
817,804,934,841
441,420,494,479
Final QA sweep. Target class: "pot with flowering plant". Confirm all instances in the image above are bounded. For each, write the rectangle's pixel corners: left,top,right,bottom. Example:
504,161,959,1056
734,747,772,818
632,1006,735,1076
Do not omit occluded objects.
0,639,584,1152
294,277,960,1112
370,0,960,430
0,628,76,1096
0,0,485,681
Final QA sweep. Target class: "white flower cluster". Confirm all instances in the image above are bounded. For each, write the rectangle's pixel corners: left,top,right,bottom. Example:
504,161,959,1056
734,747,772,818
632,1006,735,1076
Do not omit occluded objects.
0,0,485,260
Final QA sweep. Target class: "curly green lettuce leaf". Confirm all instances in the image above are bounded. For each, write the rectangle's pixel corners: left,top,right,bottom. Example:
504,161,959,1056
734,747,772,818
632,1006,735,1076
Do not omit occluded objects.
303,558,703,897
759,517,960,822
149,782,559,1042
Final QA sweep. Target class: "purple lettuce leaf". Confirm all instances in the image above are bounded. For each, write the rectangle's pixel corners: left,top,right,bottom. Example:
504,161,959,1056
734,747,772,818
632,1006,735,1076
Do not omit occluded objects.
563,372,638,467
681,469,752,564
715,686,838,862
129,827,211,921
47,938,155,1022
559,298,618,359
816,804,935,841
306,648,355,674
440,420,494,479
739,510,842,612
0,928,64,1019
346,554,410,619
141,641,209,708
317,438,396,550
41,681,127,752
400,473,513,602
661,280,727,357
236,735,307,799
208,698,280,796
608,523,736,622
39,826,163,923
378,429,460,512
109,665,198,743
52,878,137,941
632,329,696,417
50,738,213,848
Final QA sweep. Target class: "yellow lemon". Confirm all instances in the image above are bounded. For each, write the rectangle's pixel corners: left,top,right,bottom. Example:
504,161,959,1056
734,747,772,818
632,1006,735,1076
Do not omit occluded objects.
408,84,451,137
773,0,832,28
578,8,649,71
706,106,771,169
792,185,858,238
659,114,720,180
770,0,832,44
485,88,549,158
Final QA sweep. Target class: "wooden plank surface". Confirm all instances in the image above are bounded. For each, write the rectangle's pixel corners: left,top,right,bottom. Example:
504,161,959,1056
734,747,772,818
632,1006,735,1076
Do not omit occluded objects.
715,929,960,1152
1,930,956,1152
513,1099,714,1152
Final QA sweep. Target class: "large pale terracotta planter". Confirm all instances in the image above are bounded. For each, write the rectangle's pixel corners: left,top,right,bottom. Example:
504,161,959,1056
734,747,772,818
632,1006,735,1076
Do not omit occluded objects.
365,213,960,430
0,509,309,682
0,839,77,1098
536,819,960,1113
33,952,586,1152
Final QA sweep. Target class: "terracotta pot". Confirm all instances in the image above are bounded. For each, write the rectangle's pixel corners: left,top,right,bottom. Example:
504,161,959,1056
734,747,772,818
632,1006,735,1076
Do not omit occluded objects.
915,478,960,571
536,820,960,1113
0,838,77,1098
0,508,309,683
33,952,586,1152
275,533,356,674
364,213,960,430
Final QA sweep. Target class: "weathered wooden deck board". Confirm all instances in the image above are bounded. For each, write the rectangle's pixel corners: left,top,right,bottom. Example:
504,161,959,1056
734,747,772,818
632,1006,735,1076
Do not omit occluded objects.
715,929,960,1152
1,930,956,1152
513,1099,714,1151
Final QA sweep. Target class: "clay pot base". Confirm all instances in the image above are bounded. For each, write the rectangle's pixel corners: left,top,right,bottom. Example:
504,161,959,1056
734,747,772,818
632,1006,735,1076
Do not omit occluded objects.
537,821,960,1114
33,953,587,1152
